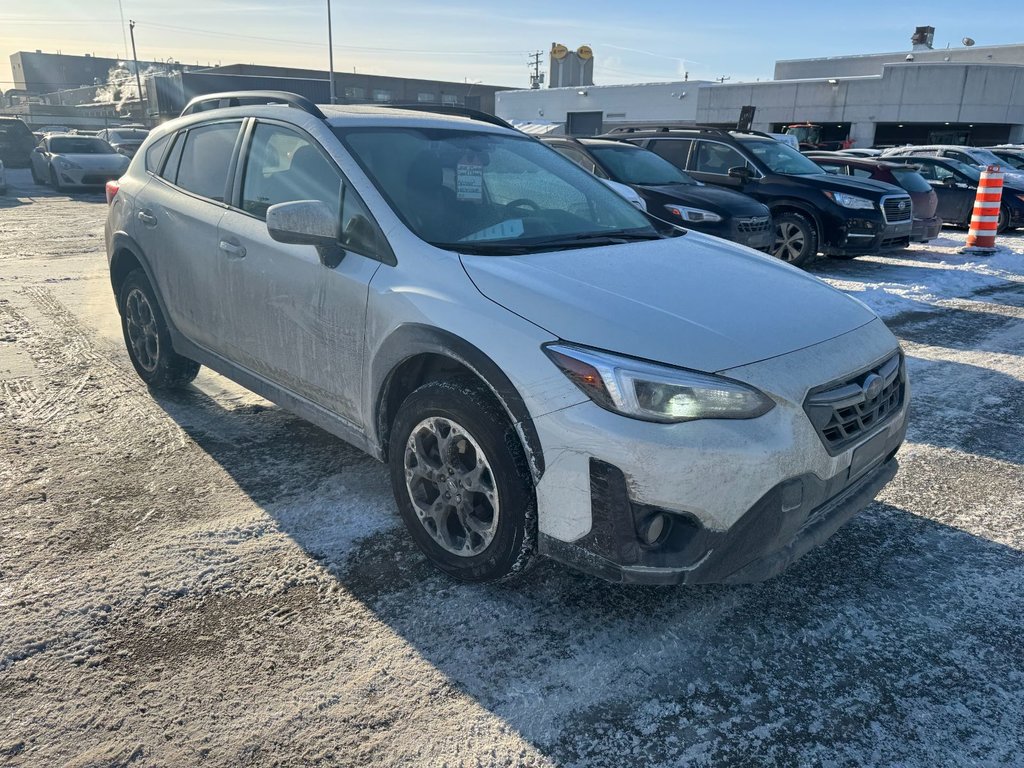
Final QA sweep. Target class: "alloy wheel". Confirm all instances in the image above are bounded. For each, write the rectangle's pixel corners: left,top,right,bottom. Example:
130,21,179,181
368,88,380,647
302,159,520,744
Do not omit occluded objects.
124,288,160,373
773,221,806,262
404,416,499,557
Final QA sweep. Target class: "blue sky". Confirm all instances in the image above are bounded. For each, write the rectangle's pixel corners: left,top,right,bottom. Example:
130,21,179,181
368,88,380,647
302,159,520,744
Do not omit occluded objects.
3,1,1024,91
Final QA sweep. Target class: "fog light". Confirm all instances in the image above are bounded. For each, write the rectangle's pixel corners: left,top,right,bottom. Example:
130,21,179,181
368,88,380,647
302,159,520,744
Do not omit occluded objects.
639,512,670,547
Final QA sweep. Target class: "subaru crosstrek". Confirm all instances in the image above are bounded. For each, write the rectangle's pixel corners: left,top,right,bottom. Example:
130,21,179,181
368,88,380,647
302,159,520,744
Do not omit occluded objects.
105,92,909,584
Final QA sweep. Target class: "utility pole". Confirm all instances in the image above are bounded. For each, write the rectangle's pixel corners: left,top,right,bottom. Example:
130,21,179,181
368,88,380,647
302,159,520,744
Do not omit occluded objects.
529,50,544,89
129,20,144,117
327,0,336,104
118,0,129,59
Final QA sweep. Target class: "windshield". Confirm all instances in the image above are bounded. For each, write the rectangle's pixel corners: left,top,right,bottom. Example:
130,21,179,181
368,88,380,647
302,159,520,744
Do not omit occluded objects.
49,137,116,155
338,127,658,252
889,168,932,193
994,152,1024,170
108,129,149,142
966,148,1005,167
587,143,696,186
738,138,825,175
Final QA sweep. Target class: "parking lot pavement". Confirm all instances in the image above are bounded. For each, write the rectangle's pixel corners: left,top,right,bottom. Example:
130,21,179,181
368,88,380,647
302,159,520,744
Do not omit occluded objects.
1,167,1022,766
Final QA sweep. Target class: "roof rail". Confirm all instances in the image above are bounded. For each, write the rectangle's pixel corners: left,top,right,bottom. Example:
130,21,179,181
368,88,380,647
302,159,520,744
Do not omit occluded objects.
180,91,326,119
382,103,517,131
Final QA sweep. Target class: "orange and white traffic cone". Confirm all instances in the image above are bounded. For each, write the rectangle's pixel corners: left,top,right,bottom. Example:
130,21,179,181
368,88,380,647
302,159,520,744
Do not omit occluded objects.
961,165,1004,254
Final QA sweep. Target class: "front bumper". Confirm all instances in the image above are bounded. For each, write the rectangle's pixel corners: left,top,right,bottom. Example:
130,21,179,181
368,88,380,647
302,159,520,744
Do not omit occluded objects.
689,216,774,251
53,167,124,188
911,215,942,243
532,320,908,585
821,212,912,256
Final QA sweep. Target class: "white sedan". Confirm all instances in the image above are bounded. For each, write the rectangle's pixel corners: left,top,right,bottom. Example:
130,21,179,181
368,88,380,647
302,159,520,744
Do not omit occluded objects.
30,134,130,191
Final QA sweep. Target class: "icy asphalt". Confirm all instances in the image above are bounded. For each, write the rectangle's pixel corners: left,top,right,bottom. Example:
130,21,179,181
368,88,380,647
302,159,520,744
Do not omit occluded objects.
1,167,1022,767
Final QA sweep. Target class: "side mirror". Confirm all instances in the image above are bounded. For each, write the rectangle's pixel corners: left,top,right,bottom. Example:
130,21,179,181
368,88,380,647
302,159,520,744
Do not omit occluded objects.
727,166,753,182
266,200,344,267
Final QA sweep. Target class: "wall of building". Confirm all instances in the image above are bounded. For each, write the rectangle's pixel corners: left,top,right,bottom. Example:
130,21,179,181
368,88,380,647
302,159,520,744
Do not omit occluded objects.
696,62,1024,146
774,43,1024,80
496,82,706,131
10,51,169,94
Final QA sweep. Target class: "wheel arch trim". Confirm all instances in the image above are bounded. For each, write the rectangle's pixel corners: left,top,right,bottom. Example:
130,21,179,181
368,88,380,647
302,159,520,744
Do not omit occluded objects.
371,323,545,481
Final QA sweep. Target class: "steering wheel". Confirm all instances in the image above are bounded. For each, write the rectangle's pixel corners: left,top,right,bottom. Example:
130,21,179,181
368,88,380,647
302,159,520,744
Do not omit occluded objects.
505,198,540,212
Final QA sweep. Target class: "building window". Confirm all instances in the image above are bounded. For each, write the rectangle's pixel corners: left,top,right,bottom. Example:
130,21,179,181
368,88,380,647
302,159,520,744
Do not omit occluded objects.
441,93,459,106
417,92,435,102
344,86,365,100
372,89,392,103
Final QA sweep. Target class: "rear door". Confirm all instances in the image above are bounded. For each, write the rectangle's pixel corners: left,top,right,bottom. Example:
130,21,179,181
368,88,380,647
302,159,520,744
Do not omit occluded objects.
134,119,243,351
215,119,388,421
918,160,975,224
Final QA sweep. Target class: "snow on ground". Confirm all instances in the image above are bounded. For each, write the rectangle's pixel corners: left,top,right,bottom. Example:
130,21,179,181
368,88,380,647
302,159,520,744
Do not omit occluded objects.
1,168,1023,766
809,231,1024,319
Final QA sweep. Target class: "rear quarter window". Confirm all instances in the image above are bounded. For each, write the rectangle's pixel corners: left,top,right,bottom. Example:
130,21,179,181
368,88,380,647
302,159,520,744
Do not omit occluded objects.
144,134,171,173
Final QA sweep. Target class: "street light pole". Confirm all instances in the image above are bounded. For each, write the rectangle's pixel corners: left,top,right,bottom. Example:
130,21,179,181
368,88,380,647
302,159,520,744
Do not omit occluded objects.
129,20,145,118
327,0,336,104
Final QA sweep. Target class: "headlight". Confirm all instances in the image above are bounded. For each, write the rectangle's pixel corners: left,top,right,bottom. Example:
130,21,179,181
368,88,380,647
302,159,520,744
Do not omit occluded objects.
824,191,874,210
664,204,723,223
57,157,82,170
544,343,775,423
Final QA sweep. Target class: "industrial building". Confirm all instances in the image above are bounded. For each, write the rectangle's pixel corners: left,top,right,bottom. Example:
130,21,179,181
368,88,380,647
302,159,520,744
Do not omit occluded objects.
497,28,1024,147
144,63,511,118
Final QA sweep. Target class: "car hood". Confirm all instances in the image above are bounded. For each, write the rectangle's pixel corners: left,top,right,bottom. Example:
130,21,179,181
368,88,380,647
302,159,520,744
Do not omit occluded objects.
56,153,129,169
460,232,877,373
635,182,768,215
784,173,903,197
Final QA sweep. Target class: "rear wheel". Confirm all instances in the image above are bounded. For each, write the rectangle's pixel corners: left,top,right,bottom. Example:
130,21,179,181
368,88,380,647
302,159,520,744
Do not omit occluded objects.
388,378,536,583
771,212,818,267
118,269,200,389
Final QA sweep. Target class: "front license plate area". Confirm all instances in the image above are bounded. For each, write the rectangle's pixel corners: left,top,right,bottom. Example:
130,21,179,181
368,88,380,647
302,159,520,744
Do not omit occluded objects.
849,429,890,480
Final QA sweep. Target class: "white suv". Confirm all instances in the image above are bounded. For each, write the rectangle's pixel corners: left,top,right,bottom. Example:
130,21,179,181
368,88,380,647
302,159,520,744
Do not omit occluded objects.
104,92,909,584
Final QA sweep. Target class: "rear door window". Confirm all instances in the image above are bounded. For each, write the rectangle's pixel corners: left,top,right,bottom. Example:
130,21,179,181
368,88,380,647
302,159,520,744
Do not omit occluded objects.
646,139,692,170
174,121,242,202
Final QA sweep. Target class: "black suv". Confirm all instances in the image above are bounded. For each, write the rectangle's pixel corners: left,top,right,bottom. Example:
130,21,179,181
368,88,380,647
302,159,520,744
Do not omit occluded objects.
542,137,773,250
605,127,914,266
0,117,36,168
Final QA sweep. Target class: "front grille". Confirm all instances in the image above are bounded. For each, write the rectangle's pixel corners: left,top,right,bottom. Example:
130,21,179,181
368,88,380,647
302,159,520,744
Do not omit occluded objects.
882,195,913,223
736,216,771,234
804,353,905,454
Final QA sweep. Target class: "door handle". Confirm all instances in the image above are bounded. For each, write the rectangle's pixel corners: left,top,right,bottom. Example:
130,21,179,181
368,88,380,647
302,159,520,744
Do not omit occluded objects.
137,210,157,227
219,240,246,258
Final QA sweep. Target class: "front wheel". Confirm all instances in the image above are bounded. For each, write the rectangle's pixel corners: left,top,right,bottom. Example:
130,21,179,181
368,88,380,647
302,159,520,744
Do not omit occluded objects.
388,378,536,583
997,205,1010,234
48,165,64,192
771,212,818,267
118,269,200,389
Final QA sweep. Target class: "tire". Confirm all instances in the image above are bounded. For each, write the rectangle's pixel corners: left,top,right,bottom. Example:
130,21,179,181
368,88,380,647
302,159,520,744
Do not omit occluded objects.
997,205,1010,235
771,212,818,267
118,269,200,389
388,378,537,583
49,165,64,192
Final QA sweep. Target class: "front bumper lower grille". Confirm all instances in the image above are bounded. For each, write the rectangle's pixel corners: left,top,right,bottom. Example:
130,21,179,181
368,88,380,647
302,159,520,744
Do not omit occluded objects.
804,352,905,454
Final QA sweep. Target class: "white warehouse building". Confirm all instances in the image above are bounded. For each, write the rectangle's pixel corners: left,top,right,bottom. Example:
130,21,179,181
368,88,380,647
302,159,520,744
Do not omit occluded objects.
496,31,1024,148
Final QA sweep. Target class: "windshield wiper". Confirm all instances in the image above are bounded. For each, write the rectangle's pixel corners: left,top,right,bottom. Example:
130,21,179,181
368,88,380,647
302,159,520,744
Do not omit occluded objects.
526,229,665,246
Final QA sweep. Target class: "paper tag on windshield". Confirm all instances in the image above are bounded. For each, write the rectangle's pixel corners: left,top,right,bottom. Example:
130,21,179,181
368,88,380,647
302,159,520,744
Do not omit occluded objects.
456,163,484,201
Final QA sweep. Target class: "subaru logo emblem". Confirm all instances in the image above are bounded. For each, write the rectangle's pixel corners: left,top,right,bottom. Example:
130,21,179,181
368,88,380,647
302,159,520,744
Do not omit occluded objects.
862,373,883,401
898,201,907,210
